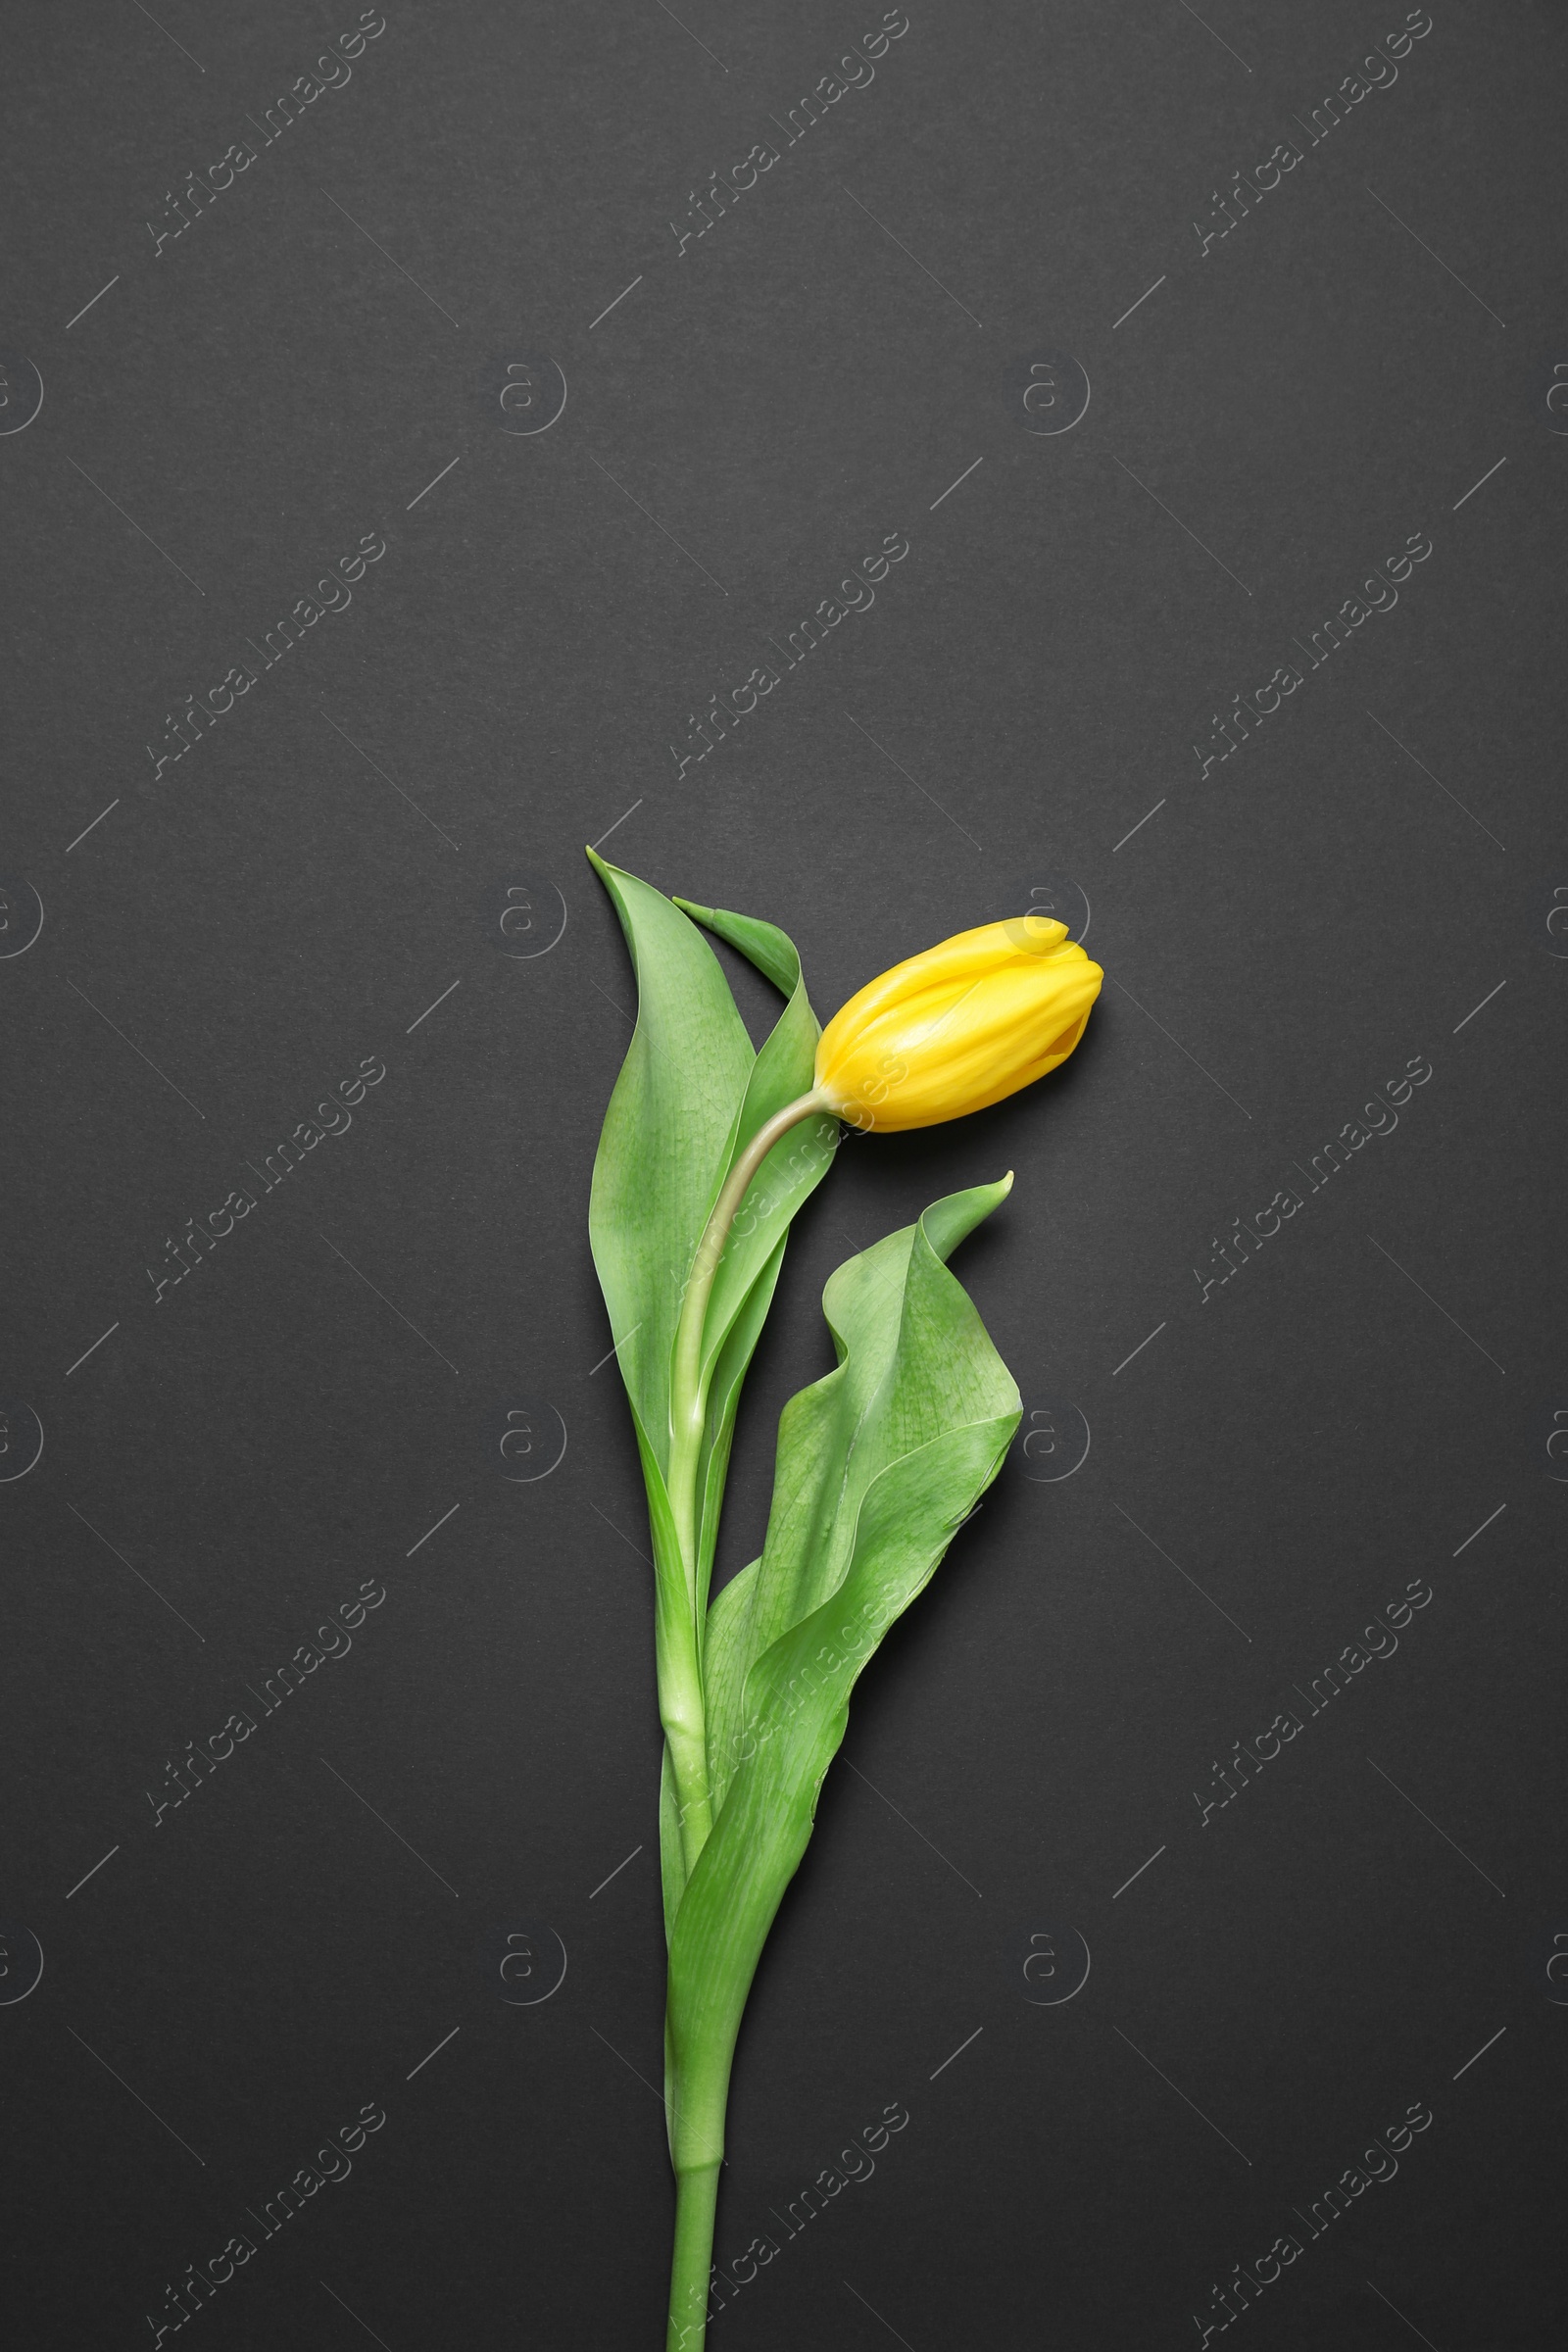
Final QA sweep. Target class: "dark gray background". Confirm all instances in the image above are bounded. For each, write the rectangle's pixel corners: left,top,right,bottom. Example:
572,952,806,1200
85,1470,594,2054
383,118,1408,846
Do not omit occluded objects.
2,1,1564,2344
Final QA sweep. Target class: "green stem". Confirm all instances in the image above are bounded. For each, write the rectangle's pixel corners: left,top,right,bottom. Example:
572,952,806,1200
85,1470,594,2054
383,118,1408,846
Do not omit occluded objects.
659,1087,836,2342
665,2164,720,2351
661,1087,830,1877
666,1087,830,1571
664,1953,743,2344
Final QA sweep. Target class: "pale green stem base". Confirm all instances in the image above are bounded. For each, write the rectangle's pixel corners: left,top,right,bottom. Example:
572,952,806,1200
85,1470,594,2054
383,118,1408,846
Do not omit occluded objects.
665,2165,720,2351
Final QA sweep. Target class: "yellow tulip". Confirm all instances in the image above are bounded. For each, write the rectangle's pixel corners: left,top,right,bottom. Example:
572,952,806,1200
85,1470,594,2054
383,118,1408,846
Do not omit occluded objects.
813,913,1102,1131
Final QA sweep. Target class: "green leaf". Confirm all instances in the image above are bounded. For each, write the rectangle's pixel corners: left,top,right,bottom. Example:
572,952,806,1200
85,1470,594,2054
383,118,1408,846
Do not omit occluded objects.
664,1180,1022,2171
672,899,804,997
586,854,754,1486
703,1175,1016,1814
587,857,838,1917
587,862,833,1516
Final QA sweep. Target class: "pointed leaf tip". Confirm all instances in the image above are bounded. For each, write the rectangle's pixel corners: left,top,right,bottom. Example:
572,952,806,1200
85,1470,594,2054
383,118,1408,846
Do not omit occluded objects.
918,1173,1014,1264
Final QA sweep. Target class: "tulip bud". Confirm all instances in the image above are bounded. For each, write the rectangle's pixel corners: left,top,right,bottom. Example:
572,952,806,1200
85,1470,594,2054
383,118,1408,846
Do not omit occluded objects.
813,913,1102,1131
